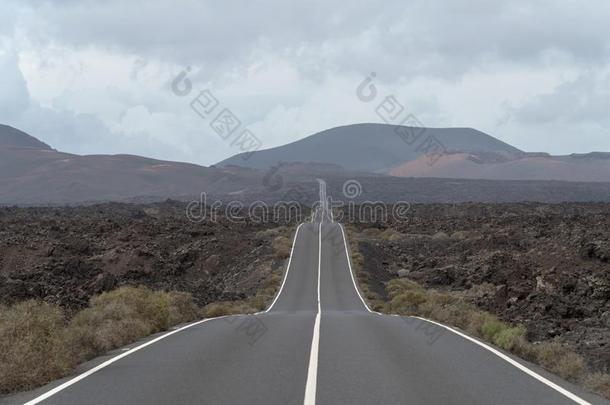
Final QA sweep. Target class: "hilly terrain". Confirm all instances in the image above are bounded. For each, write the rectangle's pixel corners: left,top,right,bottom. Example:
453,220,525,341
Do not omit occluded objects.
220,123,609,183
2,123,610,205
391,151,610,182
0,124,263,205
219,123,522,173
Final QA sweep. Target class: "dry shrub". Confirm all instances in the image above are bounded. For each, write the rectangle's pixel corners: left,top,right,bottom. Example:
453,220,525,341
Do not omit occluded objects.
255,226,288,240
535,341,586,382
585,373,610,398
167,291,200,325
379,228,402,241
422,300,472,330
492,325,537,360
464,282,496,300
351,251,365,271
387,278,423,298
361,228,381,238
431,231,450,240
480,317,506,342
0,301,72,393
202,301,257,318
357,271,370,281
67,287,200,359
203,269,284,317
272,235,292,259
390,290,428,315
450,231,468,240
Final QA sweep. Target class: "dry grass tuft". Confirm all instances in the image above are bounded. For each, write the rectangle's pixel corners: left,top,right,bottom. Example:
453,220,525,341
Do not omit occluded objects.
272,235,292,259
0,287,200,393
535,341,586,382
585,373,610,398
0,301,72,393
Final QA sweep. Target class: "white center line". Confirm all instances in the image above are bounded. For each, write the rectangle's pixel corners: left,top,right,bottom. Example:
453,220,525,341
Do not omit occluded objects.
303,221,322,405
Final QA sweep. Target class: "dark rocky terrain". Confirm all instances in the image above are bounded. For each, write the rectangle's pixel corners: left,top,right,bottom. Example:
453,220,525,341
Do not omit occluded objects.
0,201,299,312
350,203,610,373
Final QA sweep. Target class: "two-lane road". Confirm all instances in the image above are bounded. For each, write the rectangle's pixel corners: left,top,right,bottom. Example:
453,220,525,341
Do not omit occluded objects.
8,182,607,405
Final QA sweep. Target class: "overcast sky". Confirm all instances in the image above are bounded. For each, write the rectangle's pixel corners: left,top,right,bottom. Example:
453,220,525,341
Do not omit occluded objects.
1,0,609,165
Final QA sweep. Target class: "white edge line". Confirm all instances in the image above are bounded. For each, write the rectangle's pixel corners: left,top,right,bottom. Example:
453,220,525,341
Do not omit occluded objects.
338,224,381,315
264,222,305,313
303,222,323,404
412,316,593,405
24,315,230,405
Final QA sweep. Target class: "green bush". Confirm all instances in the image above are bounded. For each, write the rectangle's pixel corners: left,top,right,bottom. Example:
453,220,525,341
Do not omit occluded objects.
481,317,506,342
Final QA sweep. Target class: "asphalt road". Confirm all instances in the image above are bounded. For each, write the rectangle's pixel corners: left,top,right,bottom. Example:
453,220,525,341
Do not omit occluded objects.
7,182,608,405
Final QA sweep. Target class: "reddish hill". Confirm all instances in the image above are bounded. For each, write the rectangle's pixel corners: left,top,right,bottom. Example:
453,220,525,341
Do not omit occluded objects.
390,152,610,182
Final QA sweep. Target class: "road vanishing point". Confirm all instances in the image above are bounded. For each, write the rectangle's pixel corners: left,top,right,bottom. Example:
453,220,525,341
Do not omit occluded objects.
10,180,608,405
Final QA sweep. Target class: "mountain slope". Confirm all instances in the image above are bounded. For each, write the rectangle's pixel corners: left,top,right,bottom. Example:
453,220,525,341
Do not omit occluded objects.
0,124,52,149
2,123,610,205
390,151,610,182
0,125,261,204
218,123,522,172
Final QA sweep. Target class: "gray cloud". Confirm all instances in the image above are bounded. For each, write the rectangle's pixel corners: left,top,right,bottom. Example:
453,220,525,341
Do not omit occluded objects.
0,0,609,164
511,72,610,125
0,50,30,122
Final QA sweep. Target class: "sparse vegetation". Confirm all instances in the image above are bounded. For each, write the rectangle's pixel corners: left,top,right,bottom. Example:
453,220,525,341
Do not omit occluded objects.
1,263,288,394
381,278,608,396
0,287,199,394
0,223,296,395
349,228,610,400
202,265,286,317
585,373,610,398
0,301,72,394
272,235,293,259
347,228,386,311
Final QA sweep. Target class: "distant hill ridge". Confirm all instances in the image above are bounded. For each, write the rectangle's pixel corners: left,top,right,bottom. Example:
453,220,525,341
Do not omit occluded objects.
1,122,610,204
218,123,522,172
0,124,52,150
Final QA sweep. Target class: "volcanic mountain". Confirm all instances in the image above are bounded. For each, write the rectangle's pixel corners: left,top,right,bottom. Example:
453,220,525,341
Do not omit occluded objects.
2,123,610,205
218,123,522,173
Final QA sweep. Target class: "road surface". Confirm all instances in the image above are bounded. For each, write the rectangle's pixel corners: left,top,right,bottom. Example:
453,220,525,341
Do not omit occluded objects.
7,181,607,405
